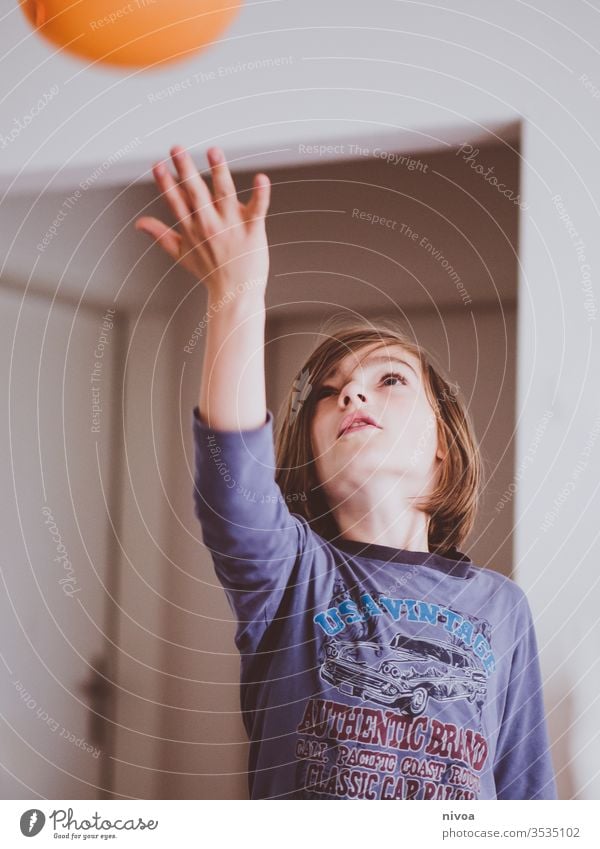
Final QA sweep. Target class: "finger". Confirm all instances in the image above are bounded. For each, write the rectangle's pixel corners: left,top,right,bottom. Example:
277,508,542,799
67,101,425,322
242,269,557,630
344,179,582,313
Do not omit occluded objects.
151,161,196,235
244,173,271,227
170,146,220,231
207,147,238,214
135,216,182,261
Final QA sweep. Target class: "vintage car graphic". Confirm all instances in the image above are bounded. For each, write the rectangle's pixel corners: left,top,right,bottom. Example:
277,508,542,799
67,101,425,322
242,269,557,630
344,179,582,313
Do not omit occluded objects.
320,633,487,715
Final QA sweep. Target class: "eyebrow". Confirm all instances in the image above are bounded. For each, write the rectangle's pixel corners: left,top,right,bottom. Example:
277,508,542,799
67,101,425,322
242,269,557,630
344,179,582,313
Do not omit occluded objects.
322,354,419,384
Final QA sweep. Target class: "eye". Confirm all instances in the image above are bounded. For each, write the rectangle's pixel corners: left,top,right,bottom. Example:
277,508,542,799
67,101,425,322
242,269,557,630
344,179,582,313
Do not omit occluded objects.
382,372,408,386
315,372,408,400
316,385,336,400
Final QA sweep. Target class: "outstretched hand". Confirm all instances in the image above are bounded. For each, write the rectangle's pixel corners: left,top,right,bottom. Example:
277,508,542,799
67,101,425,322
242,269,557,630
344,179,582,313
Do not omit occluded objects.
134,146,271,294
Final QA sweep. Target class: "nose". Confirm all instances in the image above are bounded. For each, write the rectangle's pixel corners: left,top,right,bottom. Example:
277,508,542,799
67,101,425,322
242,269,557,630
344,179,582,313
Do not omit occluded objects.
338,379,367,410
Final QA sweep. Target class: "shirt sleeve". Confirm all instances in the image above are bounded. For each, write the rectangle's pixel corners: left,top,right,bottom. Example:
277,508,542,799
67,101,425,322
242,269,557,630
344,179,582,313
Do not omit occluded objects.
493,591,558,799
191,405,312,655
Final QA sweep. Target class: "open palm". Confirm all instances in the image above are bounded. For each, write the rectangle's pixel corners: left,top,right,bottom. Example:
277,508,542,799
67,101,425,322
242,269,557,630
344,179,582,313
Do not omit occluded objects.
134,146,271,293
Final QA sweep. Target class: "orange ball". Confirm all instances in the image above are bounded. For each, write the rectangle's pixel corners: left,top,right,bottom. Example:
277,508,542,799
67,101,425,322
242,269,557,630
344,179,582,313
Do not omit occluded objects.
20,0,242,69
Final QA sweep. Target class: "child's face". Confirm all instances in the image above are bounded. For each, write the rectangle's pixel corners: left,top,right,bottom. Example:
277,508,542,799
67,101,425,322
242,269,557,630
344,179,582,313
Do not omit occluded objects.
309,343,444,499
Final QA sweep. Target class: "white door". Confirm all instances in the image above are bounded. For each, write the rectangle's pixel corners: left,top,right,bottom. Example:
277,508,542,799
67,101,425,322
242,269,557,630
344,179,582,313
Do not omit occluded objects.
0,288,118,799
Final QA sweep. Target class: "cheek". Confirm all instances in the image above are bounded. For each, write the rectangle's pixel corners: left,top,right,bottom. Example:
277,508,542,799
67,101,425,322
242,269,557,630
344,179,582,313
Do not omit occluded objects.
309,418,319,458
388,411,438,457
421,415,440,461
312,436,323,462
309,414,327,462
416,411,438,443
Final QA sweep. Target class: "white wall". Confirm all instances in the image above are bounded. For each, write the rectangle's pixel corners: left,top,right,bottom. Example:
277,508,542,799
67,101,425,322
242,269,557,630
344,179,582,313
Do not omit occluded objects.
518,120,599,800
0,291,116,798
2,1,523,192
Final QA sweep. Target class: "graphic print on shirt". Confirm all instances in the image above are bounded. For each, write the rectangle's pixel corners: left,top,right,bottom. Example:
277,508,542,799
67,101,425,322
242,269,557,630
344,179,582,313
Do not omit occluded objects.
293,576,495,799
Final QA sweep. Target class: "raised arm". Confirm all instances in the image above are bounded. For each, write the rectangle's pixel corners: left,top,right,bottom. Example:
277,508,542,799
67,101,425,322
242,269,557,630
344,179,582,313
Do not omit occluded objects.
134,145,271,431
134,146,321,656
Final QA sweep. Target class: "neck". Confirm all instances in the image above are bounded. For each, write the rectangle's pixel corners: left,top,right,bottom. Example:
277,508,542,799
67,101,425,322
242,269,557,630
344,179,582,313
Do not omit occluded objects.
328,479,431,552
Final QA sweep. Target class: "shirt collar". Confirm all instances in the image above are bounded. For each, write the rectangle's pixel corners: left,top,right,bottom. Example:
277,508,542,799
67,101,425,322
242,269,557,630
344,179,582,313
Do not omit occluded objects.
333,537,472,578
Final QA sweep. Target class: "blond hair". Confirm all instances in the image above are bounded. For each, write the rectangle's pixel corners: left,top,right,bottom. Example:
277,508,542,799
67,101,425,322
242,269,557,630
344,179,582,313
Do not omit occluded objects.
274,317,484,557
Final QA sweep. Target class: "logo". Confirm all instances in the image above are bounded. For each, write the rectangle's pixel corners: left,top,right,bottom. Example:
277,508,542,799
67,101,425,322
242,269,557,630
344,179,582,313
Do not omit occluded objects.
20,809,45,837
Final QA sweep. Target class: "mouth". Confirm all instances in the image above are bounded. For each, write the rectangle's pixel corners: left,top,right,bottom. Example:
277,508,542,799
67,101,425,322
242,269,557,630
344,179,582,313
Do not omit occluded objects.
337,413,382,439
339,423,378,437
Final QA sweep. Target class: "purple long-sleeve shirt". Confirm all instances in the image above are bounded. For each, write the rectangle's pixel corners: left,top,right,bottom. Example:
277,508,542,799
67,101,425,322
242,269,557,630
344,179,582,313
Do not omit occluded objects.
192,406,558,800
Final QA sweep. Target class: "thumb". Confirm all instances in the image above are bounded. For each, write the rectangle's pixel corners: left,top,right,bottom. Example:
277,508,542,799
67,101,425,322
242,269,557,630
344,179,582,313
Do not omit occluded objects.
135,216,181,261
